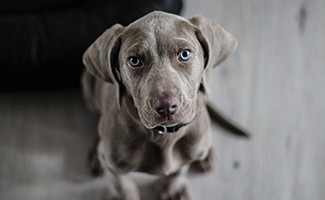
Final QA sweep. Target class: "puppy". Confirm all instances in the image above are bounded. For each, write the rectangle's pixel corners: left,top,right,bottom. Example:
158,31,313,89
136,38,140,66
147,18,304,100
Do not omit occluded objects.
82,11,239,200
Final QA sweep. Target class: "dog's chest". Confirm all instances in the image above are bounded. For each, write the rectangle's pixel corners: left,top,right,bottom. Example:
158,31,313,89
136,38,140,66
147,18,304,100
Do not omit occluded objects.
111,131,209,175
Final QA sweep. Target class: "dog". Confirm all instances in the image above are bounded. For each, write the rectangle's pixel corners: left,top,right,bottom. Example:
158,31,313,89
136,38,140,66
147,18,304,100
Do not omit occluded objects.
82,11,248,200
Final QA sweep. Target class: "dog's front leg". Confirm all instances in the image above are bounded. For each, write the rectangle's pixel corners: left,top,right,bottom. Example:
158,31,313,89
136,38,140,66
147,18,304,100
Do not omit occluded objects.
98,143,140,200
156,165,191,200
100,171,139,200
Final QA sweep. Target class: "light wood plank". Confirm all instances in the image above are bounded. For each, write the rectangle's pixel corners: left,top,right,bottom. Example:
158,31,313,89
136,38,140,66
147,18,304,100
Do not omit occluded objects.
184,0,325,200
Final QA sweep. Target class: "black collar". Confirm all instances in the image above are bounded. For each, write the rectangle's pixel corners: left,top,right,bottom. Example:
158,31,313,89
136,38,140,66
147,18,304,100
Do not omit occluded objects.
152,123,188,134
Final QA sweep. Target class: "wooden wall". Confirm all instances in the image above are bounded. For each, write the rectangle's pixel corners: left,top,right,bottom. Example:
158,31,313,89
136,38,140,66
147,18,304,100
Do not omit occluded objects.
184,0,325,199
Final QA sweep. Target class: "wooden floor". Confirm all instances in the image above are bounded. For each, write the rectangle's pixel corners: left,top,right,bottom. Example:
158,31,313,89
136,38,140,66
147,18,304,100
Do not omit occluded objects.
1,0,324,199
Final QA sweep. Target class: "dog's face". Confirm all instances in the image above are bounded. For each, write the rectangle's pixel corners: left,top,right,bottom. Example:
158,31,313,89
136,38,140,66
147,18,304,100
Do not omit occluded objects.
118,15,205,129
83,11,237,131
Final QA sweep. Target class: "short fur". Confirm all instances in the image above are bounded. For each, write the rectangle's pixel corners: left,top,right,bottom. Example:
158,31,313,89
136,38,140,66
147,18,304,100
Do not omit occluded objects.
82,11,239,200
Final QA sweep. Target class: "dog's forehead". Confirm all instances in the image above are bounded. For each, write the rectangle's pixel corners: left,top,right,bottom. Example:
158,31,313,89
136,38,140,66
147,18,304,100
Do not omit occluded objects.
121,11,195,44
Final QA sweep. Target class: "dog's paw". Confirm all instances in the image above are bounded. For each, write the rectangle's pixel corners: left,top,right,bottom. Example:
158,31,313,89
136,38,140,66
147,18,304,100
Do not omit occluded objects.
159,185,191,200
190,148,215,173
104,183,123,200
103,176,140,200
156,176,191,200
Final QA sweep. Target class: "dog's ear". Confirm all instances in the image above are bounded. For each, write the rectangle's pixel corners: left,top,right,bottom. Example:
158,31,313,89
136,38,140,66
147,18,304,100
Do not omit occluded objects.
83,24,124,82
190,16,237,95
83,24,125,108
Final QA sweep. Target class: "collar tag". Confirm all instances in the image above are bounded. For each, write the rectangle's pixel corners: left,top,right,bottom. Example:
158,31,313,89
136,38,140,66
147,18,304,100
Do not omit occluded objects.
156,126,167,134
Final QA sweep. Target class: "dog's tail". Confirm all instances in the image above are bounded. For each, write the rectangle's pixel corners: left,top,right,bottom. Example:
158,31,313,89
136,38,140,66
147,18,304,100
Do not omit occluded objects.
207,102,250,138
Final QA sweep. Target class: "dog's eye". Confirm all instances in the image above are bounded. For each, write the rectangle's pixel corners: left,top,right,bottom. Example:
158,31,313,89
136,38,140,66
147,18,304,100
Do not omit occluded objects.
178,49,192,62
127,56,143,68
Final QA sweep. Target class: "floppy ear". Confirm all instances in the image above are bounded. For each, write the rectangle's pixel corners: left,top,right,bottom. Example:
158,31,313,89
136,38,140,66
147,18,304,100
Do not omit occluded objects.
83,24,124,82
190,16,237,95
82,24,125,107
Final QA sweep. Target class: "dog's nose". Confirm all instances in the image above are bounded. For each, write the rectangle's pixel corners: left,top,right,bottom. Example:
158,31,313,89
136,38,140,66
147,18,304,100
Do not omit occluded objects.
152,92,180,117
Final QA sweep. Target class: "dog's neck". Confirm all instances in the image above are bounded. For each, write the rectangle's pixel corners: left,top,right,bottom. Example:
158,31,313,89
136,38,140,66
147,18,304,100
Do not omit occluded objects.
152,123,188,134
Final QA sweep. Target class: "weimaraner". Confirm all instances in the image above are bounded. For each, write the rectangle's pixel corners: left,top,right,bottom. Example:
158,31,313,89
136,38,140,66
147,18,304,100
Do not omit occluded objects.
82,11,248,200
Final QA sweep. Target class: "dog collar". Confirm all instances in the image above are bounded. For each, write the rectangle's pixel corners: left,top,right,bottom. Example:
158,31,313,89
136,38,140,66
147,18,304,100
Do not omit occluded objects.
152,122,193,134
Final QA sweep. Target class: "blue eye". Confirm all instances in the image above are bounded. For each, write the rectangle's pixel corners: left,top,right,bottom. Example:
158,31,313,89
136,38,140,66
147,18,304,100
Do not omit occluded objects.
178,49,192,62
127,56,143,68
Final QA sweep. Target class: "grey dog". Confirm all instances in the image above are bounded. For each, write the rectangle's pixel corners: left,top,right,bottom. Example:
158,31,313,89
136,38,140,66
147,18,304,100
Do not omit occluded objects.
82,11,248,200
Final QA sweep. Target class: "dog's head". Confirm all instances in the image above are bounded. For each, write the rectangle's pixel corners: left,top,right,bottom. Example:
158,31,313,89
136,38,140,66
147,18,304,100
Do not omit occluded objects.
83,11,237,132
